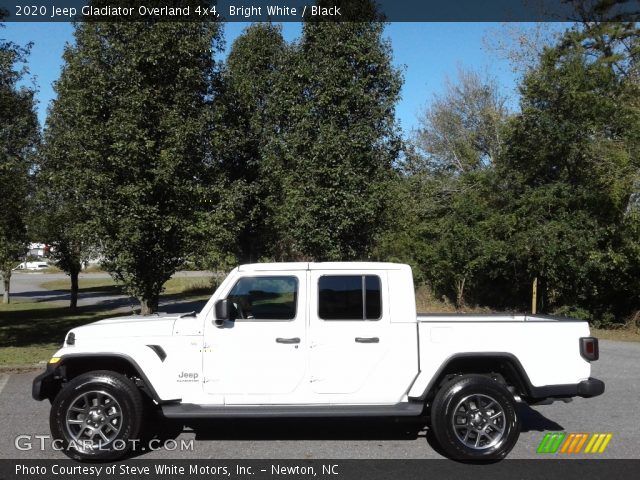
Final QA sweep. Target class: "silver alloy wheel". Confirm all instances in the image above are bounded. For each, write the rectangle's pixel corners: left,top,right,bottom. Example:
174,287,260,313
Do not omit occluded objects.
65,390,122,451
451,393,506,450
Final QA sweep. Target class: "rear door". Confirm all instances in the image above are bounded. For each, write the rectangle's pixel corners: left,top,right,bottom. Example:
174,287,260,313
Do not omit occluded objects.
308,270,408,403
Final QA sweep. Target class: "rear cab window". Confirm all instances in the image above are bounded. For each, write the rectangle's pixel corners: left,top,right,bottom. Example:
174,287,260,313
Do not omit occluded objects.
318,275,382,320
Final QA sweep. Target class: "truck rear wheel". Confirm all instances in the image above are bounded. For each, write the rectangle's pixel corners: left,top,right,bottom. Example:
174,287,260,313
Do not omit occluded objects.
50,370,144,461
430,374,520,461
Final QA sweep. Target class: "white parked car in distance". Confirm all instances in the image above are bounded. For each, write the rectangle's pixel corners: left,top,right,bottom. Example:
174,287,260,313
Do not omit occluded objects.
33,262,604,461
13,261,49,271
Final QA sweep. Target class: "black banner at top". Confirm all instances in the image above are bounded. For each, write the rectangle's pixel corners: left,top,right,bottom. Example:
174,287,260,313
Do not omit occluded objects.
0,0,639,22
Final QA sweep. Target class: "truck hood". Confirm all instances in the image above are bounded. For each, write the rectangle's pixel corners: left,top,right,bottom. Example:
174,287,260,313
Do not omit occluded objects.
68,314,180,341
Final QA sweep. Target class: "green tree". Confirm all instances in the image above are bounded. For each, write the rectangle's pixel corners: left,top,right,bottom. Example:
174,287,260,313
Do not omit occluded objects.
218,23,286,263
421,171,507,308
0,25,38,303
498,21,640,321
378,19,639,318
46,16,223,314
414,68,510,174
376,165,507,308
372,163,430,285
264,2,403,260
30,168,93,309
392,69,510,307
36,36,101,309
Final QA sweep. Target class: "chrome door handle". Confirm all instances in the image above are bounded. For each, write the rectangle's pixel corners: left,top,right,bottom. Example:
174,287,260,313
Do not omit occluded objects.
276,337,300,344
355,337,379,343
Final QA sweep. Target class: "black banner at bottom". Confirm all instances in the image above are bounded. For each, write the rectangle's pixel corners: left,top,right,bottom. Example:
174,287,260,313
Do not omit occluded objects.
1,459,639,480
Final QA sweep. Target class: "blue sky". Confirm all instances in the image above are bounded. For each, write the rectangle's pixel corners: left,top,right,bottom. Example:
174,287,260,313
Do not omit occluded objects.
2,22,539,135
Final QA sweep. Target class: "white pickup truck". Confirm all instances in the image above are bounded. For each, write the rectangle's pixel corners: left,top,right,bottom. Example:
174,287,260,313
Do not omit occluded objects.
33,262,604,461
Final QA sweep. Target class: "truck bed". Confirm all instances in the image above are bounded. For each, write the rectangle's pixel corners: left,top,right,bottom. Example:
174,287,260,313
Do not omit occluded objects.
410,313,592,397
417,313,582,322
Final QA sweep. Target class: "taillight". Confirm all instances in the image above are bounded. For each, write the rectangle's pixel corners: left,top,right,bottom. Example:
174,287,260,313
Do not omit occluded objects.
580,337,599,361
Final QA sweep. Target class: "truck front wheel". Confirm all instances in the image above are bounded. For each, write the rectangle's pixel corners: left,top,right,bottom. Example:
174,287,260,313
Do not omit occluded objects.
430,374,520,461
50,370,144,461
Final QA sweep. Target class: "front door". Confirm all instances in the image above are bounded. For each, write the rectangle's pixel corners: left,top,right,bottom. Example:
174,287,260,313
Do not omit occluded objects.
203,273,307,403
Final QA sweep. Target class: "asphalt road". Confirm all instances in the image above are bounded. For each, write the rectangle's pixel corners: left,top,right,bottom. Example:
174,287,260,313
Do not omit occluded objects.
2,272,131,310
1,271,215,312
0,340,637,460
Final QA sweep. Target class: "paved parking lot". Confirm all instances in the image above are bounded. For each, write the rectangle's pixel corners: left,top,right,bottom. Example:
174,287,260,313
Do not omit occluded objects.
0,340,637,460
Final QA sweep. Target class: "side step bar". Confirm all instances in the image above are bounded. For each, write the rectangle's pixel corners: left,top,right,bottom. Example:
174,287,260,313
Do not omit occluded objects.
161,402,424,419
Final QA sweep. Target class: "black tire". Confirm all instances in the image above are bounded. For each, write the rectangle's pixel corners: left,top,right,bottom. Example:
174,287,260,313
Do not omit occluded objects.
430,374,520,461
50,370,144,461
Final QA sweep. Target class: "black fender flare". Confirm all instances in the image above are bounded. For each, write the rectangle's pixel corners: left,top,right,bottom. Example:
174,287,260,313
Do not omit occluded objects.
408,352,593,402
32,353,177,404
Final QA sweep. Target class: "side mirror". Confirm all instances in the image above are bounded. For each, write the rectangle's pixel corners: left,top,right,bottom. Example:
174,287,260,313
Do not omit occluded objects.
214,299,231,326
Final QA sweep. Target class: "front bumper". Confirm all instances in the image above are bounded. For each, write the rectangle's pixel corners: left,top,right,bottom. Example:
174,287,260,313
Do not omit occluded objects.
32,364,58,401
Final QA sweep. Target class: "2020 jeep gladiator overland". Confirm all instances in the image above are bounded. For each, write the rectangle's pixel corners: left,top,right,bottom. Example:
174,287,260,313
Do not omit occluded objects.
33,262,604,461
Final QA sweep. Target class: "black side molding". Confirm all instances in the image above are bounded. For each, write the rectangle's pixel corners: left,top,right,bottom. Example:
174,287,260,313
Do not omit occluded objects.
162,403,424,419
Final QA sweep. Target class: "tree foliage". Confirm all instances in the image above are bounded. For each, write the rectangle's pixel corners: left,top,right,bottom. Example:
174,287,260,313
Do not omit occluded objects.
217,23,286,264
392,70,511,307
15,9,640,325
496,20,640,321
44,17,223,314
396,19,640,322
0,26,38,303
36,51,97,308
414,68,510,174
263,3,403,260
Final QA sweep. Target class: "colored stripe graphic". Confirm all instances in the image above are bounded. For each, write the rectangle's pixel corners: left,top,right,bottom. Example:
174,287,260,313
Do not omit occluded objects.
584,433,613,453
538,433,613,454
565,433,588,453
598,434,613,453
537,434,552,453
537,433,565,453
560,433,575,453
574,433,589,453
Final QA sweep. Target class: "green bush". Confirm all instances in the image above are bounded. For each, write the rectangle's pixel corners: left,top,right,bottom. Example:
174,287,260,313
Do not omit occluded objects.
553,305,591,322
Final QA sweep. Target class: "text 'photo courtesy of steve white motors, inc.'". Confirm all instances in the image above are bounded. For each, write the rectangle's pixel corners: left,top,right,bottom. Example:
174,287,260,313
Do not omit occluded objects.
1,0,640,479
13,462,341,477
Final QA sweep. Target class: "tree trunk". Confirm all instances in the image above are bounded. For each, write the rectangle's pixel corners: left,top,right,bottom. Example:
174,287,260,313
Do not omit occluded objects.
2,271,10,304
139,294,159,316
70,269,79,310
455,275,466,309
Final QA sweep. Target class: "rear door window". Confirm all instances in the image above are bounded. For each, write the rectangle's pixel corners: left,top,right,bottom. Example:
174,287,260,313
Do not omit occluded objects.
318,275,382,320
